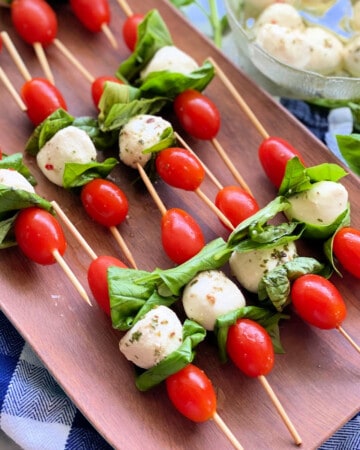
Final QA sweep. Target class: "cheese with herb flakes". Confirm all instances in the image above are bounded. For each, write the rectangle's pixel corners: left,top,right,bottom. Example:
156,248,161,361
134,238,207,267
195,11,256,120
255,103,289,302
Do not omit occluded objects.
119,305,183,369
119,114,172,169
229,242,298,293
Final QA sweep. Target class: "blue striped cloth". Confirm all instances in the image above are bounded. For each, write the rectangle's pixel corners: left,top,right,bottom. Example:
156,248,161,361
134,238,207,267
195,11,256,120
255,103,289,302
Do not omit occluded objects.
0,100,359,450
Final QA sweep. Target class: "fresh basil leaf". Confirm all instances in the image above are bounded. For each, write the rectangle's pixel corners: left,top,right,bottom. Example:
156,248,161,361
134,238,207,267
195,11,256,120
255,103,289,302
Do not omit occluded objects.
62,157,118,189
279,157,348,196
135,237,231,297
98,82,168,131
215,306,289,362
0,153,36,185
72,116,118,150
336,134,360,176
257,257,331,312
323,206,351,276
227,196,291,247
135,319,206,391
142,127,176,154
169,0,194,7
117,9,173,83
25,109,74,156
109,267,179,331
0,216,17,249
138,60,215,99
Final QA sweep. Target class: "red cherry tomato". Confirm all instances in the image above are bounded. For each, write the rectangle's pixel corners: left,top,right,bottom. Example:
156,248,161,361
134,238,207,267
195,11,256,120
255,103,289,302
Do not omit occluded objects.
14,207,67,265
333,227,360,279
291,274,347,330
161,208,205,264
122,14,144,52
91,75,123,109
165,364,217,422
215,185,260,230
174,89,221,140
21,78,67,126
11,0,57,46
258,137,305,189
226,318,274,378
87,255,127,315
156,147,205,191
81,179,129,227
69,0,110,32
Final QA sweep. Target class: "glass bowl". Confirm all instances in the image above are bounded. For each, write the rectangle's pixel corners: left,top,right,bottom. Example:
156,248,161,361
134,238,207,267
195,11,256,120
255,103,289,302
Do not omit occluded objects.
224,0,360,100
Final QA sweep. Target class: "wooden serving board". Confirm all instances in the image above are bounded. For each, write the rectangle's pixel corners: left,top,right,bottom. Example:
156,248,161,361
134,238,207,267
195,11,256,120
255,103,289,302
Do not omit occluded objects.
0,1,359,449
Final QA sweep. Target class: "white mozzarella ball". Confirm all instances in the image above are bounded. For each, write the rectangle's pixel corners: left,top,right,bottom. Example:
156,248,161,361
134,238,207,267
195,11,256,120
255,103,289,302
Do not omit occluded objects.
0,168,35,193
229,242,298,293
119,305,183,369
182,270,246,331
285,180,348,226
36,126,97,187
119,114,172,169
343,35,360,77
255,3,304,30
140,45,199,80
255,24,311,69
302,27,344,75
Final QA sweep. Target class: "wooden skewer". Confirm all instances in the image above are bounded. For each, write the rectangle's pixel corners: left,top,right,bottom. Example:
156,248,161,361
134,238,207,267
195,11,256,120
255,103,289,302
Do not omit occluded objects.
53,38,95,84
213,412,244,450
195,187,234,231
101,23,118,49
33,42,55,84
109,226,138,269
136,163,167,216
208,56,269,140
0,66,27,111
337,326,360,353
116,0,133,17
0,31,32,82
52,249,92,306
175,132,223,191
51,200,98,260
258,375,302,446
211,137,253,195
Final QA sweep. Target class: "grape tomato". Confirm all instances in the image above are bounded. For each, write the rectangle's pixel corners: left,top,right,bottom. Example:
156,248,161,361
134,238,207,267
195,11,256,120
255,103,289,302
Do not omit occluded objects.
122,14,144,52
14,207,67,265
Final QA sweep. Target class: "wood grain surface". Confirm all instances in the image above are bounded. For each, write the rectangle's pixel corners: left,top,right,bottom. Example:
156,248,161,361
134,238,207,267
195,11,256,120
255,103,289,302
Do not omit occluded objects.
0,1,359,449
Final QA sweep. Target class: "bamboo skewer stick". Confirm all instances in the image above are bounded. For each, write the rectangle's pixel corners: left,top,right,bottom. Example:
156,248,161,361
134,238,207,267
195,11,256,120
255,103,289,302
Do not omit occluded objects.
52,249,92,306
116,0,133,17
195,187,234,231
0,66,27,111
208,57,269,140
258,375,302,445
109,226,138,269
51,200,98,260
0,31,32,81
101,23,118,49
53,38,95,84
211,137,252,195
337,326,360,354
136,163,167,216
213,412,244,450
33,41,55,84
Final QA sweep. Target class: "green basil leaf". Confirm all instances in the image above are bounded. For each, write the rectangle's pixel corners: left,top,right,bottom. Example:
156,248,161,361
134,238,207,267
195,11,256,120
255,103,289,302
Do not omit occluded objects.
72,116,118,150
117,10,173,83
257,257,331,312
138,60,215,99
215,306,289,362
135,319,206,391
336,133,360,176
0,153,36,185
62,157,118,189
25,109,74,156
